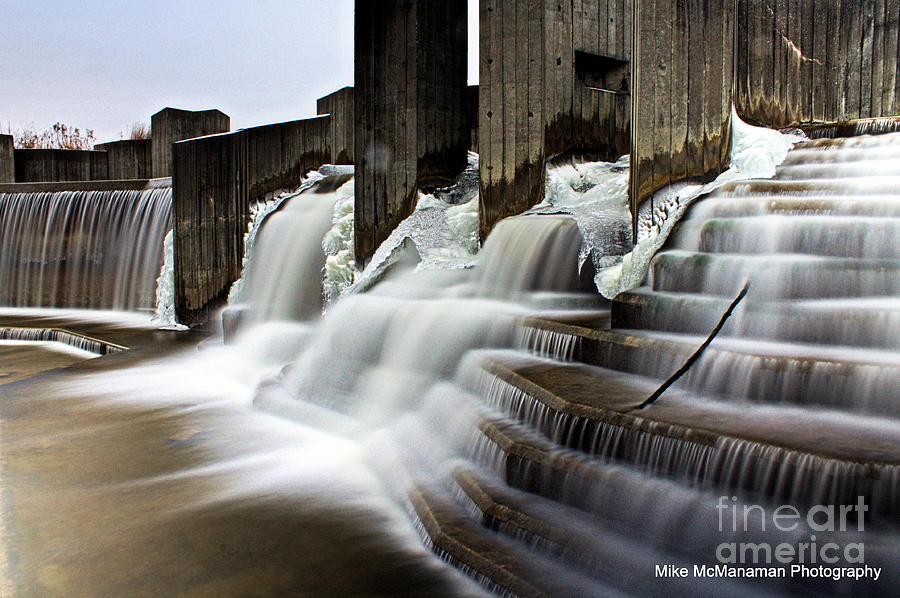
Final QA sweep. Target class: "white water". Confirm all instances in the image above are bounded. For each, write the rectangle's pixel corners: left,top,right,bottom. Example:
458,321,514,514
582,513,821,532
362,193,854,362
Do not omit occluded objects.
229,188,338,326
0,186,172,311
10,125,898,595
624,130,900,417
537,109,804,299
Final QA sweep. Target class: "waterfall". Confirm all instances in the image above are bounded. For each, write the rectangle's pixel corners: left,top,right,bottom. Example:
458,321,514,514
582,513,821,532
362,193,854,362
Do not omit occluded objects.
228,185,343,331
0,185,172,311
25,131,898,596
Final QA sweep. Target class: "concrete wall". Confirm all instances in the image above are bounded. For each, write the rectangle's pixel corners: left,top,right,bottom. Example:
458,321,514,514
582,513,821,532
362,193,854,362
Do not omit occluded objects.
0,135,12,183
629,0,735,232
478,0,632,237
13,149,109,183
736,0,900,129
152,108,230,178
95,139,152,180
354,0,470,263
317,87,355,164
172,116,331,326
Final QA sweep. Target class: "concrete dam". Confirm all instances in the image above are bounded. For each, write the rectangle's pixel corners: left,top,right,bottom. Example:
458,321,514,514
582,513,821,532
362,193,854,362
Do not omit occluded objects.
1,1,898,597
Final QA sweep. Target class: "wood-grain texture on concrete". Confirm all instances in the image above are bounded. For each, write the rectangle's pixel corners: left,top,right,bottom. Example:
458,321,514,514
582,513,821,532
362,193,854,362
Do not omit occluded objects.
354,0,470,263
317,87,356,165
0,134,13,183
629,0,734,233
13,149,109,183
151,108,230,178
173,117,330,326
479,0,632,237
95,139,152,180
736,0,900,128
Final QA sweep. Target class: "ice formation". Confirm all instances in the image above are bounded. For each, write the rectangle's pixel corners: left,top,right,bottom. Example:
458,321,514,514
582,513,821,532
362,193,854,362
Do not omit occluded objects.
532,110,802,299
529,155,633,275
228,171,327,304
151,229,189,330
338,152,481,300
322,177,358,305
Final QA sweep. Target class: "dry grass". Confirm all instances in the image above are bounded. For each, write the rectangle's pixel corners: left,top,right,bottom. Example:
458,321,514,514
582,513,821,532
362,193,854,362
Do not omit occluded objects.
126,122,150,140
5,122,95,150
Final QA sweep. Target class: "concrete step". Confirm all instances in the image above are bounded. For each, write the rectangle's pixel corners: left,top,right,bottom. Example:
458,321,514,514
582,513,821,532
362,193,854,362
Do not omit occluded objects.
793,131,900,151
611,289,900,351
518,317,899,414
676,195,900,219
472,350,900,519
782,146,900,165
671,215,900,259
649,250,898,299
712,177,900,197
774,159,900,180
448,466,772,598
408,484,614,598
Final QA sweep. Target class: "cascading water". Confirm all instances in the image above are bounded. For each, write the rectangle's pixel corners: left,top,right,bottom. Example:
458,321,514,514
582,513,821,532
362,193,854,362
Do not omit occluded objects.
230,189,338,325
15,130,898,596
622,132,900,416
0,184,172,311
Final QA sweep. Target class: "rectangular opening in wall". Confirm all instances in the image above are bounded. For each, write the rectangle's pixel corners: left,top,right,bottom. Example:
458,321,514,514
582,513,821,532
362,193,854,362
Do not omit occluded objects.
575,50,629,95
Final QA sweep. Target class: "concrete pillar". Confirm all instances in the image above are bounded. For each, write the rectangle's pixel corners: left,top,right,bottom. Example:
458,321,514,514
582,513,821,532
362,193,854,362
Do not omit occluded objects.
317,87,355,165
353,0,470,263
478,0,632,238
95,139,152,180
630,0,734,234
151,108,230,178
0,134,13,183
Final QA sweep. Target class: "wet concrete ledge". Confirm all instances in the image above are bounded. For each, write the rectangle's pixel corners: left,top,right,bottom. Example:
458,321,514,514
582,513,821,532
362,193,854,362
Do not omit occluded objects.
482,348,900,467
0,177,171,194
0,327,128,355
409,485,599,598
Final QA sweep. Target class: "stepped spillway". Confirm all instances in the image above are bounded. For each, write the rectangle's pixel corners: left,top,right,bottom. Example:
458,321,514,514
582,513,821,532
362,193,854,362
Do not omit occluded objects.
5,135,897,597
399,133,900,595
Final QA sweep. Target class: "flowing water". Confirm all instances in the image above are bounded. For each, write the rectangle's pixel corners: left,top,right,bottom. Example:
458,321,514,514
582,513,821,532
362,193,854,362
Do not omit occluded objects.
0,184,171,311
4,134,898,596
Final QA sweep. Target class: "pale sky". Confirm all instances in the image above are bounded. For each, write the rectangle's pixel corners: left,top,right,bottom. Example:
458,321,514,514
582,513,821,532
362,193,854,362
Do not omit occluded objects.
1,0,479,144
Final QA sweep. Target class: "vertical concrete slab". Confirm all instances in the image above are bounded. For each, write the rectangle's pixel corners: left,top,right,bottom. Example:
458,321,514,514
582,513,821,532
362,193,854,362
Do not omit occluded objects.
317,87,356,165
478,0,633,238
353,0,470,263
95,139,152,180
0,135,13,183
629,0,735,235
735,0,900,128
151,108,230,178
172,116,331,326
12,149,109,183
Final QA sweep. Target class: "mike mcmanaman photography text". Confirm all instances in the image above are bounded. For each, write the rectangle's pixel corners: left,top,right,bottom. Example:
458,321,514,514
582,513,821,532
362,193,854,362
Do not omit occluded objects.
655,496,882,581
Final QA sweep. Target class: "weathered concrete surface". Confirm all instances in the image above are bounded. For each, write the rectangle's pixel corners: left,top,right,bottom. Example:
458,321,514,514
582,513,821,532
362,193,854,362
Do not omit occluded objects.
172,116,331,327
151,108,230,178
630,0,734,235
317,87,355,165
479,0,632,237
354,0,470,263
13,149,109,183
736,0,900,129
0,313,482,598
0,135,13,183
95,139,152,180
0,342,93,386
